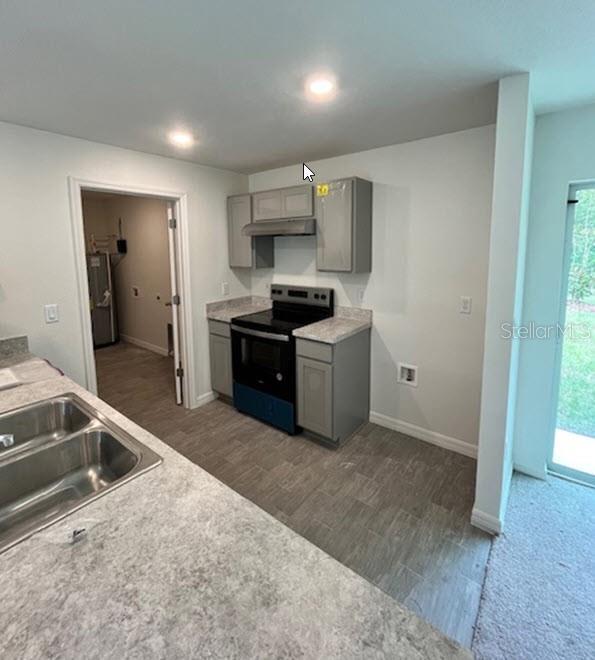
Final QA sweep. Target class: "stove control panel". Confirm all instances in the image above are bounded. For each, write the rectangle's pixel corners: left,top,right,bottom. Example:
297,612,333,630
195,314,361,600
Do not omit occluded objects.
271,284,334,309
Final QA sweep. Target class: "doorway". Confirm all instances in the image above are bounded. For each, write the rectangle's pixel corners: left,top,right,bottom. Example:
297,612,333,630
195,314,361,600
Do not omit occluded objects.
69,178,194,409
550,184,595,485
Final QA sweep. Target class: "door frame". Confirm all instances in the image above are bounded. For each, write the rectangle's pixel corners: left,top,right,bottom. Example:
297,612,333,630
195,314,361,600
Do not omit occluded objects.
547,181,595,485
67,176,196,408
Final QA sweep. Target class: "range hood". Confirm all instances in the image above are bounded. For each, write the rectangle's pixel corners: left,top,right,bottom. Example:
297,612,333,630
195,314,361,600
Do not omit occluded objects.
242,218,316,237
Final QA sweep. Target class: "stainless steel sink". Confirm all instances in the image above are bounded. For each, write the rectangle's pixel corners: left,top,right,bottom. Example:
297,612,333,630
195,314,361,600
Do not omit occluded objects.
0,396,92,460
0,393,161,553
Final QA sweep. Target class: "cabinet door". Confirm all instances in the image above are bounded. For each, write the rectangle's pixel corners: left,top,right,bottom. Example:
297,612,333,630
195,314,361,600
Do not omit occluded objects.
280,185,313,218
209,333,232,397
253,189,282,222
316,179,353,271
297,356,333,438
228,195,252,268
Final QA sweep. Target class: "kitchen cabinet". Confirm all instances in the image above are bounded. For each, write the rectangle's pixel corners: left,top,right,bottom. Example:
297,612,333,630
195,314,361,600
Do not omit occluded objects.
252,189,282,222
316,177,372,273
280,185,314,218
209,321,232,398
252,185,313,222
296,357,333,438
227,194,273,269
296,329,370,443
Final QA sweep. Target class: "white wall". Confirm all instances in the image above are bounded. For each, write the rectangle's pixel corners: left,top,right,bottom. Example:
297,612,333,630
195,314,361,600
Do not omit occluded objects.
0,121,249,403
250,126,495,451
472,74,534,534
514,102,595,476
83,194,172,353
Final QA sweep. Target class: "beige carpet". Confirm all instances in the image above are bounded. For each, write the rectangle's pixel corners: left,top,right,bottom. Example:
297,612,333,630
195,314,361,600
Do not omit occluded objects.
473,474,595,659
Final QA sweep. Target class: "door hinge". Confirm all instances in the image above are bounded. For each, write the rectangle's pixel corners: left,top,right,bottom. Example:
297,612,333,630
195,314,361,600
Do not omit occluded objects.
176,366,184,378
172,294,180,305
169,217,177,229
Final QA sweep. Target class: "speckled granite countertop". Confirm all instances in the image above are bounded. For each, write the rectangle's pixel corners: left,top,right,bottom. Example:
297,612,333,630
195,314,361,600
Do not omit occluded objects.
0,336,62,383
206,298,372,344
0,335,29,362
293,306,372,344
206,295,272,323
0,377,467,659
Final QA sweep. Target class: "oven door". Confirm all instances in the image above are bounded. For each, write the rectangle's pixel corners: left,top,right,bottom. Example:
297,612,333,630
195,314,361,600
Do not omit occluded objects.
231,325,294,402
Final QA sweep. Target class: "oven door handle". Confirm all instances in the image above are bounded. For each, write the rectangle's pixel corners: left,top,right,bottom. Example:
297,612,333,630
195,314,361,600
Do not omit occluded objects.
231,324,290,343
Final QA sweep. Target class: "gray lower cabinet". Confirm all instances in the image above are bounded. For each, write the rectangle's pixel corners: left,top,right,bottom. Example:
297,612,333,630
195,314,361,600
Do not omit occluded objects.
296,330,371,443
228,194,273,269
316,177,372,273
296,357,333,438
209,321,232,398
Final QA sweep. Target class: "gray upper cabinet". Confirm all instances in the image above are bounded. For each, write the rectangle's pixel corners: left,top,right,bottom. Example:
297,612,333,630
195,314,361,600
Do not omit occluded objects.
253,189,282,222
253,185,313,222
316,177,372,273
227,194,252,267
228,194,273,269
280,185,314,218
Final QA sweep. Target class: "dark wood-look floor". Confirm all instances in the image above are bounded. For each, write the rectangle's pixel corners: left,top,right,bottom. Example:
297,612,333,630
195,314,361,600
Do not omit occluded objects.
95,342,491,647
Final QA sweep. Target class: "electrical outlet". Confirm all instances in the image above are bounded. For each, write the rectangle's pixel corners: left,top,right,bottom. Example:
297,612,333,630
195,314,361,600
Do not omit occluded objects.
44,304,59,324
221,281,229,296
460,296,472,314
397,363,418,387
357,288,365,304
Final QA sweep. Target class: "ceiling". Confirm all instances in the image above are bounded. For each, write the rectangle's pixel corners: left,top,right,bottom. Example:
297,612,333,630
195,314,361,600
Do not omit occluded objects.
2,1,595,173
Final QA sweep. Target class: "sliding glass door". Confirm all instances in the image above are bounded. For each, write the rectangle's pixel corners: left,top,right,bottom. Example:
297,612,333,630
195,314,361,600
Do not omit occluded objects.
549,184,595,486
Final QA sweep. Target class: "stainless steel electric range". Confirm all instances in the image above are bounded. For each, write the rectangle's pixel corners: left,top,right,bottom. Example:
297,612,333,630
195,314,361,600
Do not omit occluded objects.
231,285,334,434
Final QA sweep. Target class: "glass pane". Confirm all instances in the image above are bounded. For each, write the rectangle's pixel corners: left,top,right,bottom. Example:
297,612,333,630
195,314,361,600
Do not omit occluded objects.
553,187,595,482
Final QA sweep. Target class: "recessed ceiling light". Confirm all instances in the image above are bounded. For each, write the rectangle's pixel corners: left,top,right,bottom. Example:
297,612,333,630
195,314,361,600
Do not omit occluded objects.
169,131,195,148
305,74,337,101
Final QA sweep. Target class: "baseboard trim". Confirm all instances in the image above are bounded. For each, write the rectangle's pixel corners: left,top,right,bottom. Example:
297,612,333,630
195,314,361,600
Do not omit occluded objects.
120,334,169,357
196,390,217,408
369,411,477,459
471,507,502,535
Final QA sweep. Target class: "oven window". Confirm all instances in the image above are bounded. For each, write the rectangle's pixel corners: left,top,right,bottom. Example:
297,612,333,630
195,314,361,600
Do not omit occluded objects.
241,337,282,372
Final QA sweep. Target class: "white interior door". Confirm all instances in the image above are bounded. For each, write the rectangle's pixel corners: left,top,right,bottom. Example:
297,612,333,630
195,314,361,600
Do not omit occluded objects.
167,202,183,405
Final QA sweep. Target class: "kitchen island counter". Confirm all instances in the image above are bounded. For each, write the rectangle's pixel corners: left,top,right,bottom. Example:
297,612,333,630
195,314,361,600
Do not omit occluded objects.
0,377,469,659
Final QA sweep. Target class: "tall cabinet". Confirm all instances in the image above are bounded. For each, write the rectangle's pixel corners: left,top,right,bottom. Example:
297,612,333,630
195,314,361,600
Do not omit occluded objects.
316,177,372,273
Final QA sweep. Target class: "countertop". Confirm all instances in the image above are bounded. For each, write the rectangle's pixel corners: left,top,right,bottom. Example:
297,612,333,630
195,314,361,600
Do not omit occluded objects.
206,295,271,323
0,376,468,659
206,297,372,344
293,306,372,345
0,335,62,385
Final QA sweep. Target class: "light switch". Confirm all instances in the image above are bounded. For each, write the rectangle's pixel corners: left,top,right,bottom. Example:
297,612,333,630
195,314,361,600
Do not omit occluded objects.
44,304,59,324
460,296,472,315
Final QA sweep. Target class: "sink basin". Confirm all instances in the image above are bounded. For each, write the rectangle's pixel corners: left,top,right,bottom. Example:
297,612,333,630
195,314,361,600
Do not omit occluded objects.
0,395,91,459
0,393,161,553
